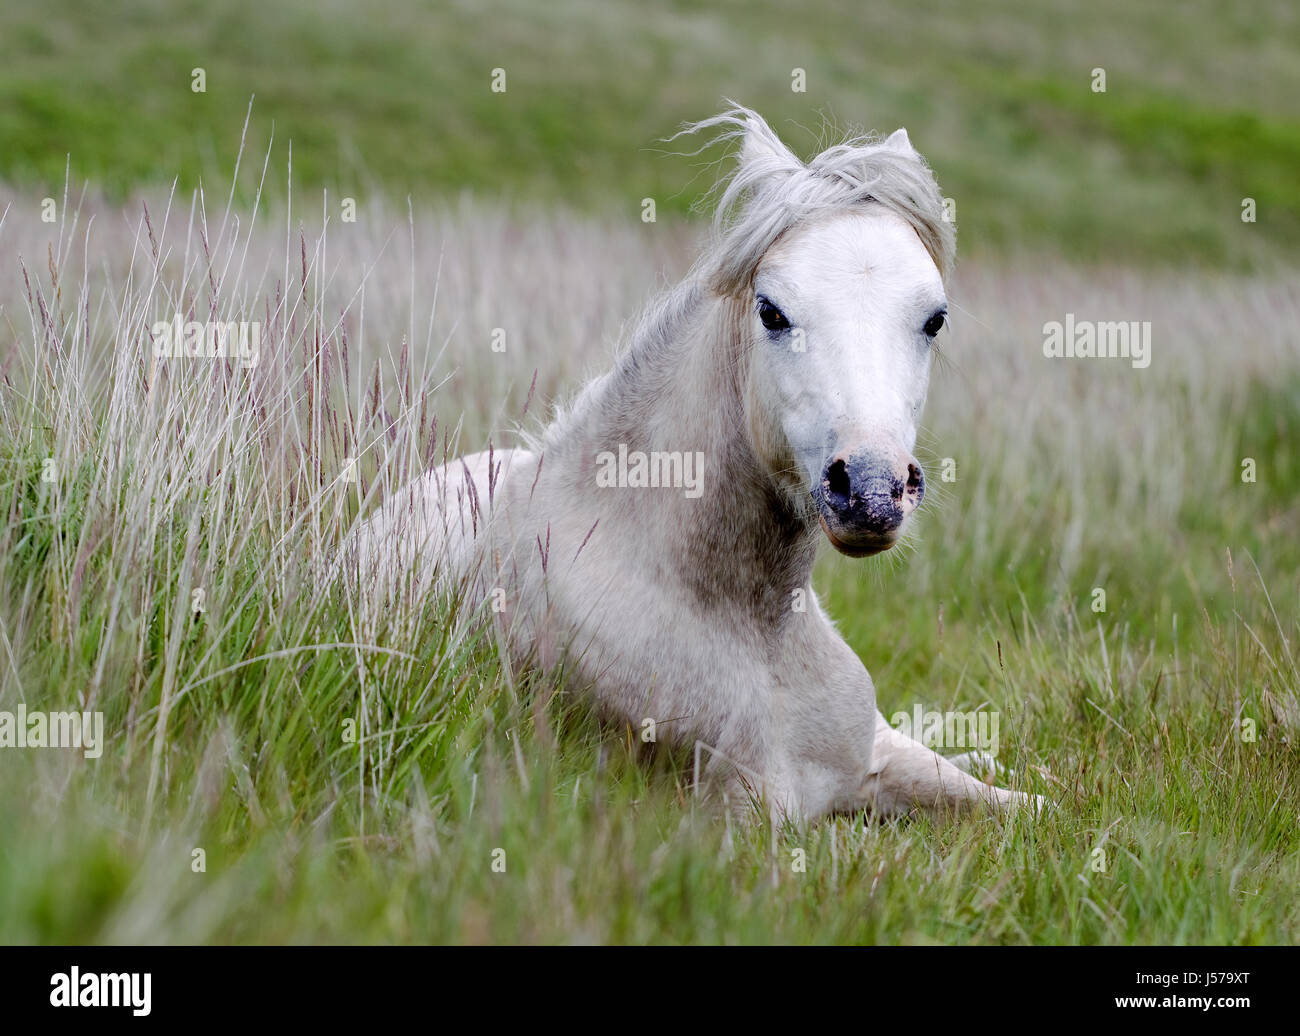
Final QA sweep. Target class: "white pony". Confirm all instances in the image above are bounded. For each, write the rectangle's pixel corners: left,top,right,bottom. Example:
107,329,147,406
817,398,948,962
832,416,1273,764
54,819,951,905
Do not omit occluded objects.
349,106,1040,823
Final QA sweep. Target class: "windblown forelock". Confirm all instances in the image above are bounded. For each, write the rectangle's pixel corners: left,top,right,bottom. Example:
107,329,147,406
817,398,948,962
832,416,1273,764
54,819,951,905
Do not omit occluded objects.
673,105,955,296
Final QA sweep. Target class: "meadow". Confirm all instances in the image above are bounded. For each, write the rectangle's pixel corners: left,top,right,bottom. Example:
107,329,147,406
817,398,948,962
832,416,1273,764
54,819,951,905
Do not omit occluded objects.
0,0,1297,943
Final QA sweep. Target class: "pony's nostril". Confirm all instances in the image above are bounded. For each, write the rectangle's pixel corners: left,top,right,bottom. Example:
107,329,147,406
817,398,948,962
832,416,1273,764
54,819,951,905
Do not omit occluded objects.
826,459,851,506
906,463,923,491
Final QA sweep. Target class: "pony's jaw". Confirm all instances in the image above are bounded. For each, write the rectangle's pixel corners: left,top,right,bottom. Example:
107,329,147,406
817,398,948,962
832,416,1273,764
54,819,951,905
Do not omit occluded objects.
817,513,900,557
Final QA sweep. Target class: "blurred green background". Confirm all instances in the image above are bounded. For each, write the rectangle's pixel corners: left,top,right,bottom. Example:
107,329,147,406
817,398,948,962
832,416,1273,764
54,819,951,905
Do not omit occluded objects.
1,0,1296,267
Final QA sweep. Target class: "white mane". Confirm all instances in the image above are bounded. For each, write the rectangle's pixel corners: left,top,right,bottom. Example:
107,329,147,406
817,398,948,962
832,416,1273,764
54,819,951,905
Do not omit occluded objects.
679,104,955,294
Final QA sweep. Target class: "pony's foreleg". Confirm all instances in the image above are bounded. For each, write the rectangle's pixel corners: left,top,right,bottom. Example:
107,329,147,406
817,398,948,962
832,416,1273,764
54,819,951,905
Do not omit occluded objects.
863,711,1043,819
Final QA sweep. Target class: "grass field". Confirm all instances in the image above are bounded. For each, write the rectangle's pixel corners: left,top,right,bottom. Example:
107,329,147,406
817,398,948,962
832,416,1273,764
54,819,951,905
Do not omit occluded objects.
0,0,1297,944
0,184,1296,942
1,0,1298,267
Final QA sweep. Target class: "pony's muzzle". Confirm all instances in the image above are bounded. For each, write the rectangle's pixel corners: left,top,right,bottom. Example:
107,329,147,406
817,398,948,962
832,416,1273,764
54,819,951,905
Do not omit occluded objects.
814,450,924,556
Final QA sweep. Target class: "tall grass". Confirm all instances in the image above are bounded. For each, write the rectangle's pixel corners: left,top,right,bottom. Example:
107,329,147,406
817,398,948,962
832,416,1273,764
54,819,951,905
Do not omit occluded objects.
0,171,1297,942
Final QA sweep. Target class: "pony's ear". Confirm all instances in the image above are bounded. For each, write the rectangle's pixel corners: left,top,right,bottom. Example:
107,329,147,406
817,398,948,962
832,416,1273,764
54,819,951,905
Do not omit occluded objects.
737,112,801,171
882,127,915,153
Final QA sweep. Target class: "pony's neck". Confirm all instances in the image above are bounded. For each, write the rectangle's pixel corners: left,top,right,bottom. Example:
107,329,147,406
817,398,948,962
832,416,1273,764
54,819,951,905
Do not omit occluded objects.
572,283,819,625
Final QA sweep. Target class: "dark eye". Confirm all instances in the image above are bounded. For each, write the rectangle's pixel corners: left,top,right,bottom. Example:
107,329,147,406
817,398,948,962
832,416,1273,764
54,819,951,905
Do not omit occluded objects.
923,311,946,338
757,296,790,332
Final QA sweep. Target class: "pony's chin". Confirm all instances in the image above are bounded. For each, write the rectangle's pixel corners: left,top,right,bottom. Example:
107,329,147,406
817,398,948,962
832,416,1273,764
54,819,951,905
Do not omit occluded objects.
818,515,898,557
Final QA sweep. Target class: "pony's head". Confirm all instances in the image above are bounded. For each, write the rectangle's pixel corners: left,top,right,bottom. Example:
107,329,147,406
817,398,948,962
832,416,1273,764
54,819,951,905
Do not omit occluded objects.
687,106,954,557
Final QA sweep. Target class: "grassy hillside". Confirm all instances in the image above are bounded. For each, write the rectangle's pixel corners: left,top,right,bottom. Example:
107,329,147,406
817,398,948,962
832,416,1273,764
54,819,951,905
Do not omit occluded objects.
0,0,1298,266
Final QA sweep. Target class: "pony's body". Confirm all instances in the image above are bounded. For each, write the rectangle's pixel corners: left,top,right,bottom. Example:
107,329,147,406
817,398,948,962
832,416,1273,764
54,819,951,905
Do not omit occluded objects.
350,108,1037,822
